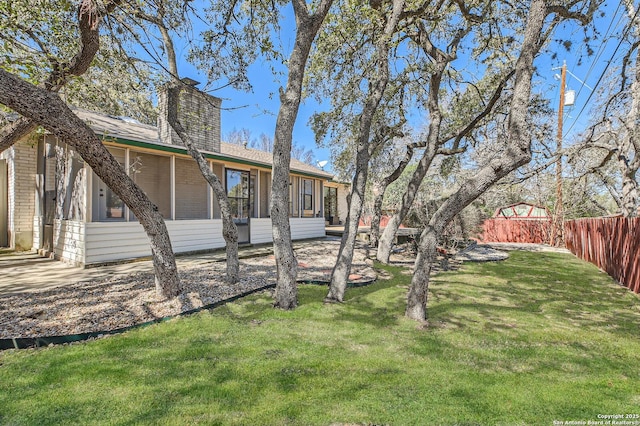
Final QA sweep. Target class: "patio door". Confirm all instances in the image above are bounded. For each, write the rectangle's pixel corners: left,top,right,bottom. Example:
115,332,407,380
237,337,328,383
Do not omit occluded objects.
42,141,57,252
226,169,252,243
91,148,126,222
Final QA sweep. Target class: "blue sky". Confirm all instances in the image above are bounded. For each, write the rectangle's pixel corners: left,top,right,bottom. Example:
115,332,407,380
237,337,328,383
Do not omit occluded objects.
173,5,333,169
534,1,630,142
172,1,629,173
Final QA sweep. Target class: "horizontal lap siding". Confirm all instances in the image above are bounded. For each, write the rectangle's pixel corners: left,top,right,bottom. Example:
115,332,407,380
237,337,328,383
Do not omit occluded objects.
83,220,224,264
250,218,325,244
168,220,225,252
290,217,325,240
565,217,640,294
60,217,325,265
54,220,85,265
250,218,272,244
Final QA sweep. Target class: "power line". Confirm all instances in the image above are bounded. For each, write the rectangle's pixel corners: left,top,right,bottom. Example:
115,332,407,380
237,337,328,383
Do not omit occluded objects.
570,2,624,102
564,4,640,136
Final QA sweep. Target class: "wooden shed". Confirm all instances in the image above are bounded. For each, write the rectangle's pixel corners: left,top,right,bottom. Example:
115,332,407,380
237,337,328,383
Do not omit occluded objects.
481,202,552,244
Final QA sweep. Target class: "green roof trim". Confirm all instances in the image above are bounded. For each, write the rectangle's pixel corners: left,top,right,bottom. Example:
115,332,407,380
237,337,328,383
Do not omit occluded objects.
107,136,331,180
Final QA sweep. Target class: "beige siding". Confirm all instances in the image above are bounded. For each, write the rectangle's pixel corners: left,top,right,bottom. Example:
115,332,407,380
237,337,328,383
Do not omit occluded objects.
129,151,171,219
211,163,224,219
175,158,209,219
290,217,326,240
259,171,271,218
337,184,349,225
250,218,272,244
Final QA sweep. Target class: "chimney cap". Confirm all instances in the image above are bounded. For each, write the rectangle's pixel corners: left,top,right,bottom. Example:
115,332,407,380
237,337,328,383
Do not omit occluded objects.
181,77,200,87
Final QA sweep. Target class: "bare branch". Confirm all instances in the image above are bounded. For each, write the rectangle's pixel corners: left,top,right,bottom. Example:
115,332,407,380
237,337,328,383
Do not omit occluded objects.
440,70,515,148
0,0,122,154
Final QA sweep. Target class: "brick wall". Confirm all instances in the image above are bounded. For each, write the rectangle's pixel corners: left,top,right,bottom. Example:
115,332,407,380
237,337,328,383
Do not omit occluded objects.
2,139,37,250
157,83,221,153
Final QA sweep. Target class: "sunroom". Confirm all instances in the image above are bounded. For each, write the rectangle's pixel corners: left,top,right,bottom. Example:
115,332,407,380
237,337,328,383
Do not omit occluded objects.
34,104,332,266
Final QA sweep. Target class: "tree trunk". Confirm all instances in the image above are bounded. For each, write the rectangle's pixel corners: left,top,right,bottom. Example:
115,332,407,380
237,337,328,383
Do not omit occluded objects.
405,226,438,321
376,31,451,264
369,184,385,248
0,118,38,154
271,1,334,309
405,0,546,321
620,6,640,217
620,166,639,217
326,139,370,302
166,85,239,283
377,143,439,263
370,145,414,248
325,0,406,303
0,69,181,298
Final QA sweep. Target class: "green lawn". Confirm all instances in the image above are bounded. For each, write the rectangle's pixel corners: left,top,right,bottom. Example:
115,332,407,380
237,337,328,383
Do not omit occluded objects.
1,251,639,425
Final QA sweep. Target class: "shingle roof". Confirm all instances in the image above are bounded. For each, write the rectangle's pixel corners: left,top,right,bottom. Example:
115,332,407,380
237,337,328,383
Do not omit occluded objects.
73,108,333,179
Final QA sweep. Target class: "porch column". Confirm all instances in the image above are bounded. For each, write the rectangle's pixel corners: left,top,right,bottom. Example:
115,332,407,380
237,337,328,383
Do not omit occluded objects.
256,169,261,218
170,155,176,220
298,176,302,218
320,179,324,219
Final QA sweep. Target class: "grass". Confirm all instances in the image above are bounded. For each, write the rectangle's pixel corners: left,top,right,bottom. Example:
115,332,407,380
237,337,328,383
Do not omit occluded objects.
1,251,639,425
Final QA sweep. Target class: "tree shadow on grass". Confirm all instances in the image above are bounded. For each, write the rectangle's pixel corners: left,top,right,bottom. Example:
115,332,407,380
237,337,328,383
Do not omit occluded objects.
427,251,640,342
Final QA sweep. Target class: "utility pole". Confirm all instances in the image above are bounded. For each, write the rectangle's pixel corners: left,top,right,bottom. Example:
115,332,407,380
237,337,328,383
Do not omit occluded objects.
550,61,566,247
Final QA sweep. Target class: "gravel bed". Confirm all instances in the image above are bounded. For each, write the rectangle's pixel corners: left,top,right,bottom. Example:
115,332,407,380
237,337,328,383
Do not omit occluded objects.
454,243,510,262
0,240,375,339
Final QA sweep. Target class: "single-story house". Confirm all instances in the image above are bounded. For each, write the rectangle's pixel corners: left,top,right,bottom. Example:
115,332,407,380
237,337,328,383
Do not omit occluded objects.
0,82,340,266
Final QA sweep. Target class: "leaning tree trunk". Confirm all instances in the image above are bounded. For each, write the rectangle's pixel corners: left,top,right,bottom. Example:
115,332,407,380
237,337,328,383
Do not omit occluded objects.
0,118,38,154
326,139,371,302
405,0,546,321
166,85,239,283
0,69,181,298
376,33,451,264
325,0,406,303
370,145,414,247
377,142,439,263
377,30,514,264
369,183,385,248
271,1,334,309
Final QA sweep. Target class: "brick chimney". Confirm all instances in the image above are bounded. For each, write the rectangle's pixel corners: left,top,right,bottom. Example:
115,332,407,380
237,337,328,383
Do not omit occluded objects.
157,78,222,152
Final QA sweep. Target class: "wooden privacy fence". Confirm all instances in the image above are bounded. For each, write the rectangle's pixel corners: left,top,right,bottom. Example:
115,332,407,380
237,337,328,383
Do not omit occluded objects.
481,218,551,244
564,217,640,294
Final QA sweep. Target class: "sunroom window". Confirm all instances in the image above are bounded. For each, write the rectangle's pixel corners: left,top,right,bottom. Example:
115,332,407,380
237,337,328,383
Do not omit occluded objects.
129,151,171,219
302,178,314,217
175,158,209,219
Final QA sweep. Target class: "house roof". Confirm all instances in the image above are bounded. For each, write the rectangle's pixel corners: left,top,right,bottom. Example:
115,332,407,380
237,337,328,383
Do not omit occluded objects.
73,108,333,180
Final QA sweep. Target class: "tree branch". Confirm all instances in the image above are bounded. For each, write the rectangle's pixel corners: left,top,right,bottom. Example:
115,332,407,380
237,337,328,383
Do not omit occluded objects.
440,69,515,148
0,0,122,154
